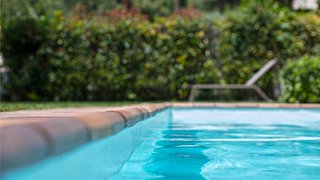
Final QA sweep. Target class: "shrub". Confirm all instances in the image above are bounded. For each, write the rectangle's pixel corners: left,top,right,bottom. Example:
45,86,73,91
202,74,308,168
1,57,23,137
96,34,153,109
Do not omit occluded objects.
2,13,218,101
2,3,319,102
280,56,320,103
1,14,50,100
215,3,320,98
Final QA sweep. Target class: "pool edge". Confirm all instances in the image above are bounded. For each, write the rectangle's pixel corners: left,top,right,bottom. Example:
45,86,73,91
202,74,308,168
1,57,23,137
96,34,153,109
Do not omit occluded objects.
1,102,319,172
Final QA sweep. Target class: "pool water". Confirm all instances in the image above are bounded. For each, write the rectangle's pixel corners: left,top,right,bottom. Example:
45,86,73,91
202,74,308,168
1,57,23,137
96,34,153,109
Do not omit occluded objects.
4,108,320,180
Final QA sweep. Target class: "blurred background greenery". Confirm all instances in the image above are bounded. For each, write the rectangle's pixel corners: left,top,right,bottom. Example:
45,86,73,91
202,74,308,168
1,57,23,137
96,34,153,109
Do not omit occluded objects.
1,0,319,103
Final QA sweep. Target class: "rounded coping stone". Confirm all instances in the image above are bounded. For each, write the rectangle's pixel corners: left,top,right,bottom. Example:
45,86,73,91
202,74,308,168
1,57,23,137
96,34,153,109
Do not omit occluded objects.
75,112,125,141
235,103,259,108
147,104,162,113
258,103,280,108
0,119,41,128
153,104,162,111
192,103,215,107
156,104,168,111
278,103,301,108
131,107,150,119
214,103,237,108
300,104,320,108
33,117,90,155
162,102,171,107
172,103,193,107
0,124,49,172
111,109,144,127
139,105,157,116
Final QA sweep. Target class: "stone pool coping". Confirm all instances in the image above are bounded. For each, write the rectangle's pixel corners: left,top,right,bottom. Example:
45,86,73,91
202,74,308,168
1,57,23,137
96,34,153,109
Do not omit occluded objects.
1,102,319,172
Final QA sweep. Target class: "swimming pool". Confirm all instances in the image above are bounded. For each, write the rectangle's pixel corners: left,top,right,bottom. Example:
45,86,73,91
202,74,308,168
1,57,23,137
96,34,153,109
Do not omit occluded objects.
3,108,320,179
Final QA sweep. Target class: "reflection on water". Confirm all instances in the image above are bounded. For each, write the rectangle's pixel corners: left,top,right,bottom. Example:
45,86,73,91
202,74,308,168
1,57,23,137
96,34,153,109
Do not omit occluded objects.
144,129,209,179
118,108,320,179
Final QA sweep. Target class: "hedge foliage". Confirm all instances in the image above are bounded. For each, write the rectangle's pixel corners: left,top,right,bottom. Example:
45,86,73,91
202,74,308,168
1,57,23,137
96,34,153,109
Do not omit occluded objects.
2,13,218,101
280,56,320,103
2,4,320,102
217,5,320,98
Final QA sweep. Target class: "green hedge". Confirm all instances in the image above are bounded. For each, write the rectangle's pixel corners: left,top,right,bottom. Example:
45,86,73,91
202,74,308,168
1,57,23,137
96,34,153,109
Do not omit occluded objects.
280,56,320,103
2,13,219,101
216,5,320,96
2,4,320,102
1,15,50,100
213,4,320,99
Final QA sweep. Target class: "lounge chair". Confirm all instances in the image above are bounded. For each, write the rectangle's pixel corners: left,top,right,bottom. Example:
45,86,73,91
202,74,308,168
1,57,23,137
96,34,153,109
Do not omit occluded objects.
188,58,278,102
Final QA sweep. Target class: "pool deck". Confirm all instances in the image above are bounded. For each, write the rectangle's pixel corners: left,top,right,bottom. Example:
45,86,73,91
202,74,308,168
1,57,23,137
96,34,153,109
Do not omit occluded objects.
1,102,320,172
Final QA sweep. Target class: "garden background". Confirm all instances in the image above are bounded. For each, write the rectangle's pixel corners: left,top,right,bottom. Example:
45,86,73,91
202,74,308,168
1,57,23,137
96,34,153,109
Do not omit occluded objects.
1,0,319,104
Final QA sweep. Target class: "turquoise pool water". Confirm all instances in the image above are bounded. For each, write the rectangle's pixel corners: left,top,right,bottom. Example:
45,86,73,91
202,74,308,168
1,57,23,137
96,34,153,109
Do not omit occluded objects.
4,108,320,180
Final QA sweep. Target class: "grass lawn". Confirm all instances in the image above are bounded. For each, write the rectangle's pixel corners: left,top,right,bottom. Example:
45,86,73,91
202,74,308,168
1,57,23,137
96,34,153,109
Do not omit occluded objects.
0,101,139,112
